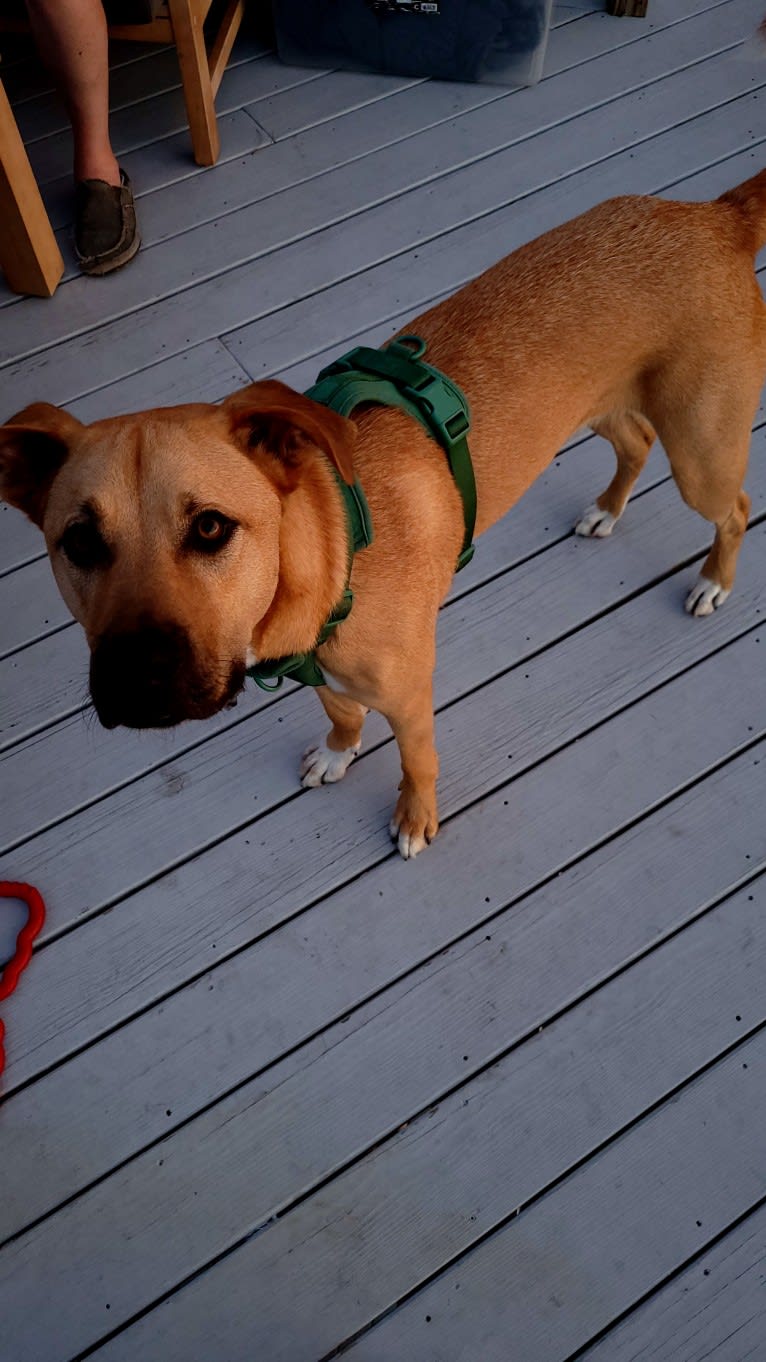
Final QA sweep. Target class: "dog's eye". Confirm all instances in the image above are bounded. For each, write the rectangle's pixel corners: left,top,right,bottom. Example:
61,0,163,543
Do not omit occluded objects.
188,511,236,554
59,521,110,570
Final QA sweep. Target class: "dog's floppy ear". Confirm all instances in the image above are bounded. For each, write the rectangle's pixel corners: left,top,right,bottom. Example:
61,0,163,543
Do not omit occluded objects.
0,403,83,527
224,380,356,486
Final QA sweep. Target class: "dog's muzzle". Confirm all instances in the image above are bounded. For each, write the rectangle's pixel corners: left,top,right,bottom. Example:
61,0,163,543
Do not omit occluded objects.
89,622,243,729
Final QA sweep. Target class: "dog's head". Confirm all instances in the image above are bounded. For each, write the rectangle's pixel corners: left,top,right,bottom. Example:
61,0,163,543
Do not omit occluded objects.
0,383,355,729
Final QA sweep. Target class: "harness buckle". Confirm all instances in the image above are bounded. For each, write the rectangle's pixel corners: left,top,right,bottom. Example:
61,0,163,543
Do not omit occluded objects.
445,409,470,443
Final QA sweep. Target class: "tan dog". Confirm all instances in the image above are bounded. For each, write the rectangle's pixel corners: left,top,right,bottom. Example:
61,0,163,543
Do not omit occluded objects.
2,171,765,857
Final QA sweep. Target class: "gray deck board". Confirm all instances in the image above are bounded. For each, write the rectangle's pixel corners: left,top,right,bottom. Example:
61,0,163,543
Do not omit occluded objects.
1,750,762,1300
0,502,41,575
21,56,315,189
0,4,764,1359
579,1202,766,1362
337,1034,766,1362
4,874,764,1362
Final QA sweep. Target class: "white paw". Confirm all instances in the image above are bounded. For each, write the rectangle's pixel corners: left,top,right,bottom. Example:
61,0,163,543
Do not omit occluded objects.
685,575,730,618
389,816,428,860
300,739,360,787
575,503,618,538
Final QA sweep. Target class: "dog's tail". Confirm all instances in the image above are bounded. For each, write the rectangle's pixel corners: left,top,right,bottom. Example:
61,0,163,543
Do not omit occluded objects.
718,168,766,253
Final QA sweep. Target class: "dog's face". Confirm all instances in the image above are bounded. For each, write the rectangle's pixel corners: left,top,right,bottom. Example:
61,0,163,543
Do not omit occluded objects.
0,382,355,730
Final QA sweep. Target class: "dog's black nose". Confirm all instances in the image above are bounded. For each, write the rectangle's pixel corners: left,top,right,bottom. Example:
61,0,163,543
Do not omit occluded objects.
89,623,195,729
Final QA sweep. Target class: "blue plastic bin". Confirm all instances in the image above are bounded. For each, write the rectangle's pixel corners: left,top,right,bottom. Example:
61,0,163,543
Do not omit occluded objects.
272,0,553,88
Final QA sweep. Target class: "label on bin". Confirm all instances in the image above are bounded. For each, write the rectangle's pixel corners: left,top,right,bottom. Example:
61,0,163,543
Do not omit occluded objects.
368,1,440,13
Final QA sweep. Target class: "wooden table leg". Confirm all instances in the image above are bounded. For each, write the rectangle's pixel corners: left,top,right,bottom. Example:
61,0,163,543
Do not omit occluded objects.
0,78,64,298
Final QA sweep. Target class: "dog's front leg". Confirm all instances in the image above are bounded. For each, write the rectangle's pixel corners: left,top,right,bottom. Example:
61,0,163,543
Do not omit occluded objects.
301,686,368,786
384,683,439,860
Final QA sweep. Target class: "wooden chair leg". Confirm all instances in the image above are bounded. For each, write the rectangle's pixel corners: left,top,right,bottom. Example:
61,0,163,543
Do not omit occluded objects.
606,0,648,15
208,0,245,98
0,79,64,297
167,0,220,166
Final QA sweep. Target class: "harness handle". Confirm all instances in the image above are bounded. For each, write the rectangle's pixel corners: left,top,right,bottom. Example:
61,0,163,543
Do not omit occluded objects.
391,334,428,359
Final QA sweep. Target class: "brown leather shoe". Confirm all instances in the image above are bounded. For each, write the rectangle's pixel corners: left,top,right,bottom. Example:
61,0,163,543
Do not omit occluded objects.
74,169,140,276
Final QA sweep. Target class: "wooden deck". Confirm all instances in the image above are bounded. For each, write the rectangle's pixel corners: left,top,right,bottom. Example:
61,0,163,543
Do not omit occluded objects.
1,3,765,1358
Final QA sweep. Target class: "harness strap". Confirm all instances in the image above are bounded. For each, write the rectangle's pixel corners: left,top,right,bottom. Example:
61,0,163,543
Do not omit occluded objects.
308,335,476,569
247,335,475,691
246,476,372,691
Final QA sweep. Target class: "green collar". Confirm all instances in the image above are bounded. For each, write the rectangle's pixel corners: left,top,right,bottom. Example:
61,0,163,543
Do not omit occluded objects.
247,334,475,692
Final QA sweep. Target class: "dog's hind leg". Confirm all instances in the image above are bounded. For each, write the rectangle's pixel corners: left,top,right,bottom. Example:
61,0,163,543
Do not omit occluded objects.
657,398,753,617
575,410,656,537
684,488,751,616
301,687,368,786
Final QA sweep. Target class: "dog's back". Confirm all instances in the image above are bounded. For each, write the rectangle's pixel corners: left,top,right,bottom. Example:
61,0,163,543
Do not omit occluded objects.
400,173,766,534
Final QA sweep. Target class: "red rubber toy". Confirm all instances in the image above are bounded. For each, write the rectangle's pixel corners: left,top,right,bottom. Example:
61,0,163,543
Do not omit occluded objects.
0,881,46,1078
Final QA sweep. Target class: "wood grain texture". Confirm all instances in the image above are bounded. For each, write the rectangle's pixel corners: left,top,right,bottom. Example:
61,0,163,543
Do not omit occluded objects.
166,0,219,165
579,1201,766,1362
88,1029,766,1362
0,80,63,297
338,1036,766,1362
1,755,762,1330
0,500,41,574
4,864,764,1357
20,54,315,189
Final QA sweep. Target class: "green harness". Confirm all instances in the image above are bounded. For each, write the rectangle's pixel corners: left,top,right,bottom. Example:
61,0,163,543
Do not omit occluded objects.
246,335,475,691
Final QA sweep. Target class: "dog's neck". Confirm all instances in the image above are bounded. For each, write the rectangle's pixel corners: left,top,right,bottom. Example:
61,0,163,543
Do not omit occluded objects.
250,455,350,662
